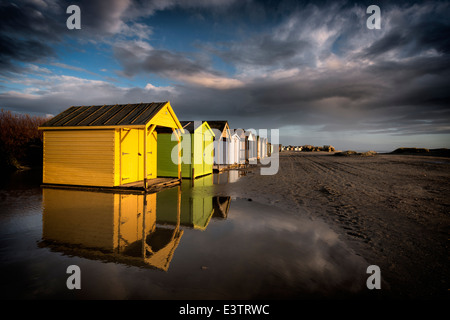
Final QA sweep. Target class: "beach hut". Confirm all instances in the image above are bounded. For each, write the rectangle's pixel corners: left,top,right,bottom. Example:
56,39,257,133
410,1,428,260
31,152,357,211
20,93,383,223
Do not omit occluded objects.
256,136,260,160
39,102,183,188
157,121,215,179
257,136,267,159
263,137,268,158
205,120,231,170
228,131,240,166
246,131,257,162
234,129,246,164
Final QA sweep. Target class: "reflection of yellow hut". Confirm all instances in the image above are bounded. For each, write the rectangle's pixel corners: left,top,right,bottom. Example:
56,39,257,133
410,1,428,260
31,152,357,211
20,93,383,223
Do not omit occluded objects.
41,187,182,271
156,175,214,230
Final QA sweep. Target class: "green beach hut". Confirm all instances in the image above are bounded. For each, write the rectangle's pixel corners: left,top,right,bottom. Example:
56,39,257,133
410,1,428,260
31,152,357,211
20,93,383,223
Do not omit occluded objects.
157,121,215,179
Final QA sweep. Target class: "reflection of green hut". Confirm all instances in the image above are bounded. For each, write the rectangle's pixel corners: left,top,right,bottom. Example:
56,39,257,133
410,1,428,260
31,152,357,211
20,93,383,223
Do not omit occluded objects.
157,175,214,230
157,121,215,179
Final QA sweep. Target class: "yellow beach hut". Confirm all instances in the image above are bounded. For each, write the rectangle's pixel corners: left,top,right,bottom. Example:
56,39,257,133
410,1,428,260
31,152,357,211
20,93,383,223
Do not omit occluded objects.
38,102,183,188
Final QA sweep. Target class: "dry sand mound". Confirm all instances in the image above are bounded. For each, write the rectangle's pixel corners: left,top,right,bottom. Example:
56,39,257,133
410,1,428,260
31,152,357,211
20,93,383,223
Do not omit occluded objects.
334,150,377,156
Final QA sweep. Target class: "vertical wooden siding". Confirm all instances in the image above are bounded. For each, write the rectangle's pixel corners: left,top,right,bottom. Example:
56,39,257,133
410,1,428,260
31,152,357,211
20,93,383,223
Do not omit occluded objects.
157,133,182,178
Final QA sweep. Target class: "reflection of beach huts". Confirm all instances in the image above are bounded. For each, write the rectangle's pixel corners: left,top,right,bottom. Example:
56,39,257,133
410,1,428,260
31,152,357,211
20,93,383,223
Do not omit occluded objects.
156,175,214,230
212,196,231,219
40,187,183,271
157,121,214,179
39,102,184,189
206,121,231,170
213,169,243,184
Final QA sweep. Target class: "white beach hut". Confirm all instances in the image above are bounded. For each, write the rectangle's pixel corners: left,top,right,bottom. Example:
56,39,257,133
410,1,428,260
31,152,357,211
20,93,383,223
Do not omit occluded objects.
206,120,231,170
247,131,257,162
237,129,246,164
260,137,267,159
228,131,240,166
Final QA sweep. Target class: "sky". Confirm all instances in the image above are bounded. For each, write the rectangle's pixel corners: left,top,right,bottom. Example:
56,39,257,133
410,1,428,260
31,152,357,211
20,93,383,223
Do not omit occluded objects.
1,0,449,151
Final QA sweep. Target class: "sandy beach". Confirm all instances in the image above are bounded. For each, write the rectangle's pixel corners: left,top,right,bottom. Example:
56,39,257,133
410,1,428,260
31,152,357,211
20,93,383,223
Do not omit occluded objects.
214,151,450,299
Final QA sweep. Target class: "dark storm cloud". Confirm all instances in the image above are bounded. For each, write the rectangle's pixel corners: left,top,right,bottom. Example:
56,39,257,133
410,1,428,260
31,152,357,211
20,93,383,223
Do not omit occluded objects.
209,36,311,68
0,0,239,74
0,0,152,74
0,1,64,38
1,0,450,146
0,1,62,74
361,21,450,59
0,33,56,73
113,44,215,77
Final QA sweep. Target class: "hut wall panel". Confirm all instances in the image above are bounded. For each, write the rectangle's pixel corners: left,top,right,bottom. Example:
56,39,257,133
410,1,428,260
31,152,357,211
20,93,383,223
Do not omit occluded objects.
157,133,185,178
192,132,204,177
147,130,157,179
203,131,214,174
43,130,115,187
114,129,121,186
240,140,246,164
229,138,235,165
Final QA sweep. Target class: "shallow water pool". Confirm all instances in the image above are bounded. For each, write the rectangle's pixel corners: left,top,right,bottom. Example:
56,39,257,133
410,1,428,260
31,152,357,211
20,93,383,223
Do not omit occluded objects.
0,170,369,299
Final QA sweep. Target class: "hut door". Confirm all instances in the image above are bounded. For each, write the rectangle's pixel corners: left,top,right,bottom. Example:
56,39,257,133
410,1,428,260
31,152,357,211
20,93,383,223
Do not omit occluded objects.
222,138,228,165
234,138,239,164
121,129,139,184
146,131,157,179
202,137,207,175
203,134,213,174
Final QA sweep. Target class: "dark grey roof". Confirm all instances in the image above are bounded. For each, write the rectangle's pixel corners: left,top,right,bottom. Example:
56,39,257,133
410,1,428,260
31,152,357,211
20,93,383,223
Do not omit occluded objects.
204,120,228,132
180,121,203,133
40,102,168,128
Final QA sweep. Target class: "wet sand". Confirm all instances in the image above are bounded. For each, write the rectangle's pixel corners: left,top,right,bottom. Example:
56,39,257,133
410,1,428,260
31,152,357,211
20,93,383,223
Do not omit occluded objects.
215,151,450,299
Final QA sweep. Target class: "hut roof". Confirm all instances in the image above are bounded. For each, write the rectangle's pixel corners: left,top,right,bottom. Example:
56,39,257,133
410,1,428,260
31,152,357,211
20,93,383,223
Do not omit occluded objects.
205,120,228,132
232,128,246,139
180,121,215,137
204,120,231,140
40,102,169,128
180,120,202,132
